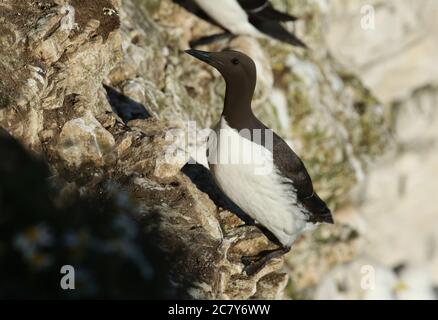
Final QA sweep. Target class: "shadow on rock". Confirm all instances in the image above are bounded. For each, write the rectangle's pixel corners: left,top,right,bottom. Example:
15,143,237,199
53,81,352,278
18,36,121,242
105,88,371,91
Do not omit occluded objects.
104,84,151,122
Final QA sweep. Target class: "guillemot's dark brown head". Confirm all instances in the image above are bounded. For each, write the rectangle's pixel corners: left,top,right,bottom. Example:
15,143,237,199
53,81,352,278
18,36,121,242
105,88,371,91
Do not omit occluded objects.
185,49,256,92
185,49,257,123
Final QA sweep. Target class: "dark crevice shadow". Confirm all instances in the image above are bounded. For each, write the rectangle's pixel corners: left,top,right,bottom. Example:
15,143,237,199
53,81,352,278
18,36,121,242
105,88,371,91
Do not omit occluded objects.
103,85,151,122
181,161,255,225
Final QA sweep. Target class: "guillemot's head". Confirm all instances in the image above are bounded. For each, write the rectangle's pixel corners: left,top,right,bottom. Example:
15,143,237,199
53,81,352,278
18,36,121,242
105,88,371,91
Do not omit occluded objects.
185,49,256,88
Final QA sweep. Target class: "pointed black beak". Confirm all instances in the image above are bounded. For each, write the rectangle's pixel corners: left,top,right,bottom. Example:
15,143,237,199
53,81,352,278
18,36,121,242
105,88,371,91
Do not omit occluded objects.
185,49,214,65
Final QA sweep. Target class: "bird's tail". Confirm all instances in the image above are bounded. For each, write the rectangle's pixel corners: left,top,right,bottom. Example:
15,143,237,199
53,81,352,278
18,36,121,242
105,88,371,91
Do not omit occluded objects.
248,15,307,48
301,192,334,224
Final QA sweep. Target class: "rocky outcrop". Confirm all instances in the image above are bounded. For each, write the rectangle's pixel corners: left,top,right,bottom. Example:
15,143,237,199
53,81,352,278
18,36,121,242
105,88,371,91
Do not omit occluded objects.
0,0,390,298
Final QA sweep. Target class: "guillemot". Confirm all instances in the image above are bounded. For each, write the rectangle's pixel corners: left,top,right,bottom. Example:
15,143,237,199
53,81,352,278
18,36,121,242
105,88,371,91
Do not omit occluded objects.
175,0,306,48
185,49,333,275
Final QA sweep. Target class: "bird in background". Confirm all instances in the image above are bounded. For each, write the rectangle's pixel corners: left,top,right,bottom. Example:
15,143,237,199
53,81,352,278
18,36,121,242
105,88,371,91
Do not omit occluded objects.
185,49,333,275
175,0,307,48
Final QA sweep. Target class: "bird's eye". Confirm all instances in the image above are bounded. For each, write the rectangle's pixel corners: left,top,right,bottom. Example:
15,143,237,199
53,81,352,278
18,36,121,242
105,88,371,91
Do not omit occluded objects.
231,58,240,65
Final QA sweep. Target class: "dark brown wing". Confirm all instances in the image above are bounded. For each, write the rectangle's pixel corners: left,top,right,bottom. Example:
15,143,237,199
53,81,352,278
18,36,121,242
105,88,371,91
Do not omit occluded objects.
237,0,306,47
238,0,298,22
245,115,332,223
271,133,333,224
172,0,224,29
225,113,332,224
237,0,267,10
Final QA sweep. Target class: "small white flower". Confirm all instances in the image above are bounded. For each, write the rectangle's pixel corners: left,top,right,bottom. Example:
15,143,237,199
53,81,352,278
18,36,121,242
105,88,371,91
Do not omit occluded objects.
14,224,53,257
112,215,138,239
103,7,118,16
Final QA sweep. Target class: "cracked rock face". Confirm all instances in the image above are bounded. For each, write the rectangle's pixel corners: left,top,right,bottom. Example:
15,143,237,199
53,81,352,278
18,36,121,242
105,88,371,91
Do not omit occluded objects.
57,112,116,167
0,0,390,299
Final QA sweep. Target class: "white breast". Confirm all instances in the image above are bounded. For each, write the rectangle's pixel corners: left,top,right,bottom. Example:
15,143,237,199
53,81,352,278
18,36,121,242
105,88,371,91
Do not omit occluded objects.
207,117,315,247
194,0,263,36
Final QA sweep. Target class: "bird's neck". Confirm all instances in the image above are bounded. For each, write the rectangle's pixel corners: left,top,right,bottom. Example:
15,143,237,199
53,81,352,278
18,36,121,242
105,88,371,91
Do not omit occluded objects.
222,79,255,124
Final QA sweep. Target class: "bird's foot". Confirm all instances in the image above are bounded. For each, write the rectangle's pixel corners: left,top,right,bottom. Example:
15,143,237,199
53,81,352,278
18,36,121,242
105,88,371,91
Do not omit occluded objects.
241,254,261,266
241,247,290,277
243,259,269,277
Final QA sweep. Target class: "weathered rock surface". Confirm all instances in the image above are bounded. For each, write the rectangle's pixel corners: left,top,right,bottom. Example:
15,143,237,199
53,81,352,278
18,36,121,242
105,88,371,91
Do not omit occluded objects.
314,1,438,299
0,0,391,299
324,0,438,103
314,87,438,300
